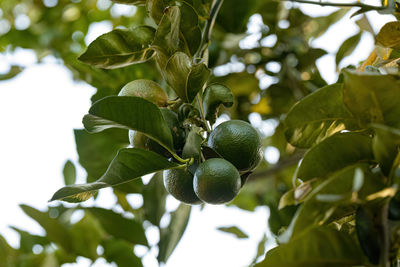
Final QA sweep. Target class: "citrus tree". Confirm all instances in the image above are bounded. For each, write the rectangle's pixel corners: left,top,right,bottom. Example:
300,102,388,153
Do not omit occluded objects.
1,0,400,266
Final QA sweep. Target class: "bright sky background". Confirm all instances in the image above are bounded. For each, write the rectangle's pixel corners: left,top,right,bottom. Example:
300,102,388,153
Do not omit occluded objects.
0,1,395,267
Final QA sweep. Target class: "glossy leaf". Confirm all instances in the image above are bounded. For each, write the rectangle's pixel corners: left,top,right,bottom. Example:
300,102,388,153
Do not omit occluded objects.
256,226,367,267
83,96,174,150
371,124,400,176
376,21,400,49
178,2,201,55
164,52,210,103
343,70,400,128
158,204,191,263
102,238,143,267
143,172,168,226
335,32,362,66
281,164,383,242
202,83,234,124
50,148,180,202
19,205,73,252
284,83,357,148
297,132,374,181
86,207,147,246
78,26,156,69
146,0,168,24
62,160,76,186
217,226,249,239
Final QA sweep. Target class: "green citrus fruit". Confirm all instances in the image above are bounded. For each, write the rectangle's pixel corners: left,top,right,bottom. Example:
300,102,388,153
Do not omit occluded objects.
208,120,263,171
193,158,241,204
129,108,185,156
164,168,202,205
118,79,168,107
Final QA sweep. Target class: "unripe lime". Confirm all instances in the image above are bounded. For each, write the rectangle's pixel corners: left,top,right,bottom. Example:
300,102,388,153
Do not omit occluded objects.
164,168,202,205
208,120,263,171
193,158,241,204
118,79,168,107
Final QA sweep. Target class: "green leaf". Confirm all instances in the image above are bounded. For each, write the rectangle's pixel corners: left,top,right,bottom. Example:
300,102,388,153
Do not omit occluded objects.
83,96,174,150
74,128,128,183
281,164,383,242
146,0,168,24
50,148,180,202
0,234,17,267
284,83,357,148
142,172,168,226
78,26,156,69
164,52,210,102
355,206,381,265
217,226,249,239
297,132,374,181
70,213,105,260
10,227,49,253
255,226,367,267
376,21,400,49
202,84,234,124
178,2,201,55
158,204,191,263
371,124,400,176
19,205,73,252
182,127,203,174
152,5,180,57
62,160,76,186
0,65,23,81
335,32,362,66
86,207,147,246
343,70,400,128
111,0,146,5
102,238,143,267
251,234,267,265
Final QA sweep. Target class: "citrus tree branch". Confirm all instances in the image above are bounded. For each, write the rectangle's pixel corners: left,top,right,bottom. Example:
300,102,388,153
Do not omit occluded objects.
283,0,386,10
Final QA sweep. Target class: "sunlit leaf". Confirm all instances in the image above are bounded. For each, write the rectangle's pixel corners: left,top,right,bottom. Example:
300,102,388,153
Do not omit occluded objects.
284,83,358,148
335,32,362,66
50,148,180,202
202,83,234,124
62,160,76,186
217,226,249,239
78,26,156,69
376,21,400,49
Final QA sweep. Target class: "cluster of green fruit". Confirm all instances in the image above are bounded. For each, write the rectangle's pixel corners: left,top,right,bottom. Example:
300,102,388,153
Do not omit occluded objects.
119,79,263,205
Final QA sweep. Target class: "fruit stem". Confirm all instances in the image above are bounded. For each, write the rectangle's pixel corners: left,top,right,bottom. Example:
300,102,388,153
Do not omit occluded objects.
197,94,211,133
170,150,192,163
193,0,224,61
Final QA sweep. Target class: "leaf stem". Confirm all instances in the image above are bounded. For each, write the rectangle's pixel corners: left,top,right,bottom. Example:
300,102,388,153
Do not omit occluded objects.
194,0,224,61
283,0,386,10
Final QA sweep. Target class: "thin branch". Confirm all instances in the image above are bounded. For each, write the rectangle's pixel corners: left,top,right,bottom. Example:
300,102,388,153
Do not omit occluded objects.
283,0,385,10
247,152,304,182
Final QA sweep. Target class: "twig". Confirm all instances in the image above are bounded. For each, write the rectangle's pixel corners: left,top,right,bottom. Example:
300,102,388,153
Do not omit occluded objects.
283,0,385,10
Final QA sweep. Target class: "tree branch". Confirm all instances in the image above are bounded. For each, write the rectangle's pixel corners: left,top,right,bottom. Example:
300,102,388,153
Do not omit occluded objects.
283,0,385,10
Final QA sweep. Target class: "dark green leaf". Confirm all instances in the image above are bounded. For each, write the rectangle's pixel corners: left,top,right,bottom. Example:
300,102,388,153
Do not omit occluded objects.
70,213,105,260
202,83,234,124
74,128,128,183
284,83,357,148
255,226,367,267
179,2,201,55
182,127,203,174
217,226,249,239
62,160,76,186
143,172,168,226
19,205,73,252
376,21,400,49
355,206,381,265
297,132,374,181
146,0,168,24
335,32,362,66
216,0,256,33
78,26,156,69
152,5,180,57
0,234,17,267
86,207,147,246
158,204,191,263
164,52,210,102
83,96,174,150
343,70,400,128
102,238,143,267
371,124,400,176
50,148,180,202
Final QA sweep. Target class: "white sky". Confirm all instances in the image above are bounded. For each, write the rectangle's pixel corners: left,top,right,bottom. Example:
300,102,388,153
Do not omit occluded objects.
0,2,396,267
